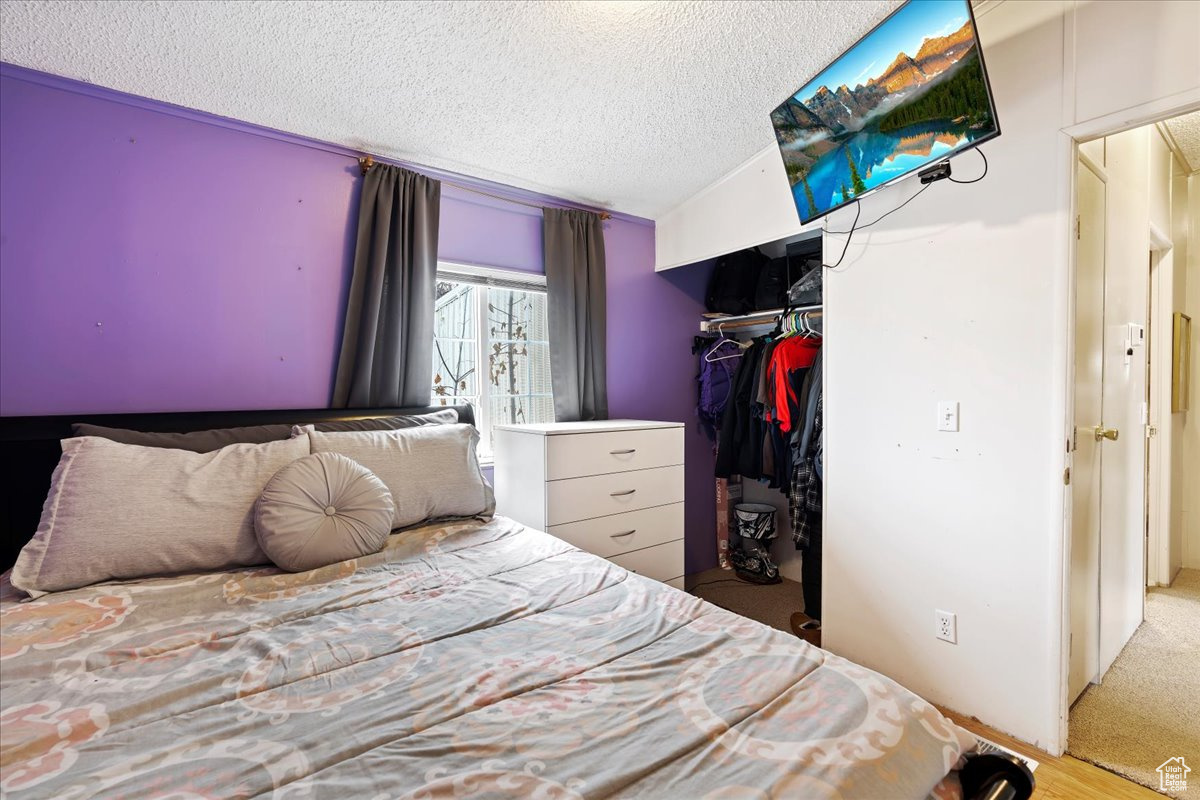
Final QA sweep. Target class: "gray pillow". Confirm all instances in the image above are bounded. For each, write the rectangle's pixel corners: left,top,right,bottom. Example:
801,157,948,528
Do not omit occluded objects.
255,452,394,572
305,424,494,529
310,409,459,432
11,435,310,596
71,422,291,453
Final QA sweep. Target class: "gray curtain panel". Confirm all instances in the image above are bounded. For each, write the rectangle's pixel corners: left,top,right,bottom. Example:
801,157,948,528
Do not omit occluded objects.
332,164,440,408
543,208,608,421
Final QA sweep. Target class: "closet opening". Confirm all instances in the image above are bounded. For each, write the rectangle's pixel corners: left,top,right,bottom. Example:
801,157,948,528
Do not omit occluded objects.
687,227,827,648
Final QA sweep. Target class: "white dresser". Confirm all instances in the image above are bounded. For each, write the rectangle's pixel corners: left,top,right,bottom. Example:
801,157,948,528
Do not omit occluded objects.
493,420,685,589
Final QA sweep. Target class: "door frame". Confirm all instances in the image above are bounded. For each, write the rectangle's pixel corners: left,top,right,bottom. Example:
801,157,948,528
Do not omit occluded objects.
1146,223,1174,588
1057,96,1200,754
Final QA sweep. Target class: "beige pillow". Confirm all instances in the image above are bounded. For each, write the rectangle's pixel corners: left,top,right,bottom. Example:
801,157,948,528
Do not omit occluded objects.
254,452,394,572
305,424,494,529
11,435,310,596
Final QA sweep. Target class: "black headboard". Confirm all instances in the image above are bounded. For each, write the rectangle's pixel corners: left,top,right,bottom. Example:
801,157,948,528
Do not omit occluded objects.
0,405,475,571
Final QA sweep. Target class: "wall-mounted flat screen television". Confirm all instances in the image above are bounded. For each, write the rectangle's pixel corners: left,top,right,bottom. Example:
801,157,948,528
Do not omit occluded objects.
770,0,1000,224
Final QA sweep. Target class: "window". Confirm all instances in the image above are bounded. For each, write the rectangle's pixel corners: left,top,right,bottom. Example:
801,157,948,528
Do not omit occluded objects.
432,263,553,460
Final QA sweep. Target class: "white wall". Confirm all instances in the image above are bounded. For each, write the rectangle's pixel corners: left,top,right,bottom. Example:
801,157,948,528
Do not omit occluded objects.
821,0,1071,752
1186,175,1200,569
654,0,1200,753
655,145,819,270
1071,1,1200,127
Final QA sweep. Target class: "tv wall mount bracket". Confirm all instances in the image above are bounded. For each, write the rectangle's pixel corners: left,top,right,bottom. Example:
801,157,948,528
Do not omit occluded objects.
918,160,953,184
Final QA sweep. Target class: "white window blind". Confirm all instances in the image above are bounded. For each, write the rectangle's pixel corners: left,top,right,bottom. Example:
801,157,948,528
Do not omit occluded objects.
431,262,552,461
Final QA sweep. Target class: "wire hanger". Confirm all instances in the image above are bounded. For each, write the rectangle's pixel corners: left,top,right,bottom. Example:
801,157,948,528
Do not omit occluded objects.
705,322,750,362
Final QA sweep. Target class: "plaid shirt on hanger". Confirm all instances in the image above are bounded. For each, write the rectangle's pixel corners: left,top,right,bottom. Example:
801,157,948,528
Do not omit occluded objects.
789,395,822,550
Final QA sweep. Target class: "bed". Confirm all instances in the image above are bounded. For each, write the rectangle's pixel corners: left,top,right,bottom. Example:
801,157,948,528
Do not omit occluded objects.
0,407,1032,800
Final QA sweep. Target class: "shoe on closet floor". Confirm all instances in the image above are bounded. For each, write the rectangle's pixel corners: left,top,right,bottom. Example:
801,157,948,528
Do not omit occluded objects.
790,612,822,648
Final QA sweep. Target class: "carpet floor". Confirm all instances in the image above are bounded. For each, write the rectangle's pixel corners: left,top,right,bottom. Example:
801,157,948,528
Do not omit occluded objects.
1067,568,1200,798
686,567,806,635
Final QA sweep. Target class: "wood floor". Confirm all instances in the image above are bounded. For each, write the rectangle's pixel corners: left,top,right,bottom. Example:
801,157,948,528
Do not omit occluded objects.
940,708,1163,800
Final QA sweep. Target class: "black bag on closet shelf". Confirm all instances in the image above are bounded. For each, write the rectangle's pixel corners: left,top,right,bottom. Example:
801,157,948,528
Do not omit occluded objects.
705,247,768,315
754,257,792,311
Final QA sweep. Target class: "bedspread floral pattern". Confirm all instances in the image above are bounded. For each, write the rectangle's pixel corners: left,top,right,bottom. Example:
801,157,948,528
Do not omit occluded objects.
0,517,975,799
0,702,108,792
0,591,133,660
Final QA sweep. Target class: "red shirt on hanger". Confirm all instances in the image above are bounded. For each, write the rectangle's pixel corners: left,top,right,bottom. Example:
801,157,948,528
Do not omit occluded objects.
770,337,821,433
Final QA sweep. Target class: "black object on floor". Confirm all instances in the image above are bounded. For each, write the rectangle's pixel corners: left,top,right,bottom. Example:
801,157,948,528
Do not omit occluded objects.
731,503,781,584
960,753,1035,800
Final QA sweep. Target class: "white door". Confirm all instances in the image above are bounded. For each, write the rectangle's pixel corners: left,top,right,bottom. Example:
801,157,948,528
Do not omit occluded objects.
1069,159,1106,704
1096,130,1149,677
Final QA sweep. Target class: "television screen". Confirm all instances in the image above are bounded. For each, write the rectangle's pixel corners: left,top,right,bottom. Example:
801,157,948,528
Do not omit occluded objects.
770,0,1000,224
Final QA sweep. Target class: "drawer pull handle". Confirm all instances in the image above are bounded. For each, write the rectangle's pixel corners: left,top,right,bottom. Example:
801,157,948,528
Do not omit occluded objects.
610,489,637,497
611,529,637,538
610,448,637,455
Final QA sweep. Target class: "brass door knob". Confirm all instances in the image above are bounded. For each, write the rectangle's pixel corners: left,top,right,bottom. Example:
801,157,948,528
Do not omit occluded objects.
1094,427,1119,442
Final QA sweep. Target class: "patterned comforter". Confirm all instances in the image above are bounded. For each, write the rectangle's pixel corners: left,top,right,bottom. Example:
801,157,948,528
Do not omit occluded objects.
0,516,975,799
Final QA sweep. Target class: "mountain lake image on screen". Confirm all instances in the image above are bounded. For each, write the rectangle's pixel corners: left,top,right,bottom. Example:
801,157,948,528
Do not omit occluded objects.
771,0,1000,224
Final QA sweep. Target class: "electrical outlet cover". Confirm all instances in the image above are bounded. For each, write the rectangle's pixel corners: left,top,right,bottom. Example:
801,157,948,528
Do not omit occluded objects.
936,610,957,644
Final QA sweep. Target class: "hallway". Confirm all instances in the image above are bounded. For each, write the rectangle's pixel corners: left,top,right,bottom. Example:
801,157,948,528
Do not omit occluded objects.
1068,569,1200,797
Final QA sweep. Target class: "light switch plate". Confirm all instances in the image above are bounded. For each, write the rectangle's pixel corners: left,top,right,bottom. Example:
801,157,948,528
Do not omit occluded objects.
937,401,959,432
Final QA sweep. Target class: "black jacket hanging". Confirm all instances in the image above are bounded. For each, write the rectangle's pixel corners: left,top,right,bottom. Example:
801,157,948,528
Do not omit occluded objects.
715,338,766,480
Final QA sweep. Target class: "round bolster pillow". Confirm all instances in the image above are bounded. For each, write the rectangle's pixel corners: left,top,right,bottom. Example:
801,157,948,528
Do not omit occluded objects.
254,452,394,572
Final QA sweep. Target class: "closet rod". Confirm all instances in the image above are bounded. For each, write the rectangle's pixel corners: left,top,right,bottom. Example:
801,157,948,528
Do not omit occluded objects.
357,155,613,221
700,305,822,333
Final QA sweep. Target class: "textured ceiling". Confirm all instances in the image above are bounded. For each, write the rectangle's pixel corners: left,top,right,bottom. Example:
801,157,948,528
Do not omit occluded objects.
1163,110,1200,173
0,0,901,218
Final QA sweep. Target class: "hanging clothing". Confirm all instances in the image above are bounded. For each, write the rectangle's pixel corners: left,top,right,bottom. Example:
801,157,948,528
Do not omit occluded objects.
768,337,822,433
790,393,822,551
716,335,822,484
693,336,743,441
793,349,823,456
800,509,823,620
714,338,767,480
789,345,823,619
754,339,779,409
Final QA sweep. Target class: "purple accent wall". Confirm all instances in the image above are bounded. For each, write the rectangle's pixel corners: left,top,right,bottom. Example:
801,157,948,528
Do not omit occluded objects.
439,189,545,274
0,64,717,574
0,73,358,414
603,227,716,574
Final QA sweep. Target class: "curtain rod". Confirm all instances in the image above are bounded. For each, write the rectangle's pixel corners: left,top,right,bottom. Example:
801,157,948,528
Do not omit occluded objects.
357,156,613,221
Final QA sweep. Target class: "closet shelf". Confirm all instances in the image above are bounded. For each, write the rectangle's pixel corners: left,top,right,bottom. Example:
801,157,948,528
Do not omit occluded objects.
699,305,822,333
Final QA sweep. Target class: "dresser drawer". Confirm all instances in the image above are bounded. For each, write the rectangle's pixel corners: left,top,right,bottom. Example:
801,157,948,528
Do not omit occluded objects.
548,503,683,559
546,427,683,480
609,539,685,583
546,465,684,526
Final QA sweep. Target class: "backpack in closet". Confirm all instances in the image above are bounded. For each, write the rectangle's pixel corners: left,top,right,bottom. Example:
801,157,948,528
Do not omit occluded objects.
754,256,792,311
694,337,742,440
705,248,768,315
